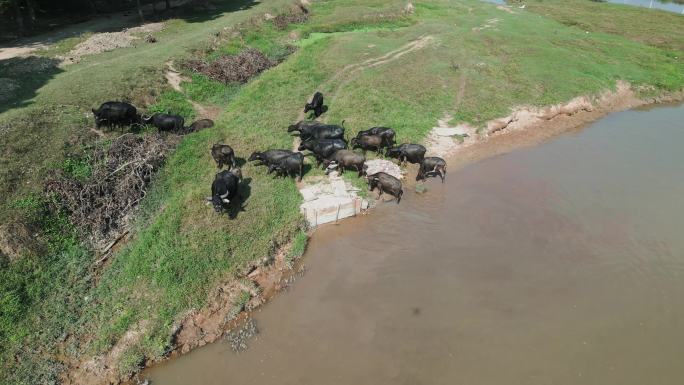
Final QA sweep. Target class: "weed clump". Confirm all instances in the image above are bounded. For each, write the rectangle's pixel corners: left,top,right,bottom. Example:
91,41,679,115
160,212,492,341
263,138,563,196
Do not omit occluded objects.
44,134,174,247
184,48,274,84
273,5,309,30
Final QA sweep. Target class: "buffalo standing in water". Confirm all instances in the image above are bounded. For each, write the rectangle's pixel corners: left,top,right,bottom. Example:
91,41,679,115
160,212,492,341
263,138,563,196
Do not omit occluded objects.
92,101,138,132
416,157,447,183
367,172,403,204
304,91,328,118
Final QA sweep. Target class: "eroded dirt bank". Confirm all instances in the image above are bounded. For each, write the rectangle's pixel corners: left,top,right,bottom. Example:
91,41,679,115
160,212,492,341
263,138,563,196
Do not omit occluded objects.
428,82,684,169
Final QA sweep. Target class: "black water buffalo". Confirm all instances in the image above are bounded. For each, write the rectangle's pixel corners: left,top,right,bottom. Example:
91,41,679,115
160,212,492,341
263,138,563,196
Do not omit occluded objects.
298,138,348,167
248,149,295,167
416,157,447,183
142,113,185,132
304,91,328,118
324,150,365,177
350,135,385,154
206,169,241,213
267,152,304,181
288,121,344,142
92,101,138,131
368,172,403,204
187,118,214,132
356,126,396,147
386,143,426,165
211,144,235,169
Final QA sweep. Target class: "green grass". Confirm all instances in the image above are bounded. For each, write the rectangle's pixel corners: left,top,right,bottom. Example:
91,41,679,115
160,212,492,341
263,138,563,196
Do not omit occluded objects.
148,90,197,121
517,0,684,53
184,73,241,105
1,0,683,383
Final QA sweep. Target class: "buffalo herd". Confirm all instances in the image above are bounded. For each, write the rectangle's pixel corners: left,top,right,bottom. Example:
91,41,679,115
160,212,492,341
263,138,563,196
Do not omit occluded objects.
91,101,212,134
93,91,447,215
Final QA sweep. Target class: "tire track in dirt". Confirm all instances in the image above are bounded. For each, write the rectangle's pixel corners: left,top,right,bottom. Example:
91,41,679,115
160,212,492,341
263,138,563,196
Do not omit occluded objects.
320,35,435,119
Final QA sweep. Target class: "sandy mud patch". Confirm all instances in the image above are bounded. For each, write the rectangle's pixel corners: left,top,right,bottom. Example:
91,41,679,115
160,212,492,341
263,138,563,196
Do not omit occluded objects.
61,22,165,64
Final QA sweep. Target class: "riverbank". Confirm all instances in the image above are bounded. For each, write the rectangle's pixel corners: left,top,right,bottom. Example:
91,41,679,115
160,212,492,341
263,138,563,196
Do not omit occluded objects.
427,81,684,170
1,0,683,383
144,100,684,385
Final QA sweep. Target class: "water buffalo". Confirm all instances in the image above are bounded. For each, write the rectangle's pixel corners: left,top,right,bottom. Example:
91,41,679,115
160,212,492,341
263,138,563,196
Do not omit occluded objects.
142,113,185,132
416,157,447,183
356,126,396,147
267,152,304,181
187,119,214,132
206,169,241,213
350,135,385,155
248,149,295,167
368,172,403,204
211,144,235,169
298,138,348,167
304,91,328,118
386,143,426,165
92,101,138,132
288,121,344,142
324,150,365,177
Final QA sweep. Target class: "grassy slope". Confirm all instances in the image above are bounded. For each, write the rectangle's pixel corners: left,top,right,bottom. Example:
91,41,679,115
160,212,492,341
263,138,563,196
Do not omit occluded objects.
1,0,683,383
516,0,684,53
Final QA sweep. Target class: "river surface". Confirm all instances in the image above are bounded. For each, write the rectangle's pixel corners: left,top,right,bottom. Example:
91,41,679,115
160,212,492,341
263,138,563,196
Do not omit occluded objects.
147,103,684,384
606,0,684,14
480,0,684,14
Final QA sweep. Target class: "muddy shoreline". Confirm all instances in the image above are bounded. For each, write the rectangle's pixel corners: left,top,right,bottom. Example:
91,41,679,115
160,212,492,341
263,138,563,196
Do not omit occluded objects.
97,84,683,385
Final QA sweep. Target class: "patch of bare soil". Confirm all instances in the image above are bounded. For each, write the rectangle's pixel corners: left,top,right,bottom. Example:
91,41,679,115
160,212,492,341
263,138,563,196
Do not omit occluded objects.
61,22,165,64
472,18,500,32
165,61,186,92
68,320,150,385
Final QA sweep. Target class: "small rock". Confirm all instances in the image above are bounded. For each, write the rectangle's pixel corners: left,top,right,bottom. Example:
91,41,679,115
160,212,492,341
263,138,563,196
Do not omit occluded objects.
415,184,428,194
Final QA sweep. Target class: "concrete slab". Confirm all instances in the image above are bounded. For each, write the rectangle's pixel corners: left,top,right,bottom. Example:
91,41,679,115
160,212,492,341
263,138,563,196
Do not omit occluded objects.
364,159,403,179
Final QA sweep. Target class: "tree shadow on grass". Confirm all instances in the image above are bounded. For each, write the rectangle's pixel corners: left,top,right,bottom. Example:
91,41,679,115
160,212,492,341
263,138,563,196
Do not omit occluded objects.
0,56,63,114
176,0,259,24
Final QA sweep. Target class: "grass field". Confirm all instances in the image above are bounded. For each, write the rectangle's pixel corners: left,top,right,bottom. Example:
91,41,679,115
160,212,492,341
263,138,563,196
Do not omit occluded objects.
1,0,683,383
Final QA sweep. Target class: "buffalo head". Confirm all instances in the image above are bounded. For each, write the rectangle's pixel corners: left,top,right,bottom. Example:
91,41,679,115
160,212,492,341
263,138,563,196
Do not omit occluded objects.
248,152,262,162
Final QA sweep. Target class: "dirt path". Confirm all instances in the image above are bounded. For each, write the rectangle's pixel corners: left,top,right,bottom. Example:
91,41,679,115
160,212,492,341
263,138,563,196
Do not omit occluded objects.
0,13,139,60
324,35,435,110
0,0,186,61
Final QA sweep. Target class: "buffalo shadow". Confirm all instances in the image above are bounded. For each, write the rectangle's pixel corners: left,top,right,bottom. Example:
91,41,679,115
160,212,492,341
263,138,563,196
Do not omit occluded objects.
227,176,251,220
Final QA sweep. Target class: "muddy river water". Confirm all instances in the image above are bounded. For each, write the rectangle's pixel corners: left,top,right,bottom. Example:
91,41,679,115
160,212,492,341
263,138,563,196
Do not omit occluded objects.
147,103,684,384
